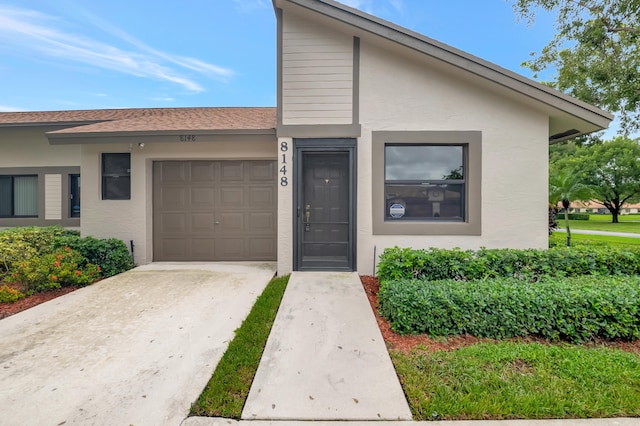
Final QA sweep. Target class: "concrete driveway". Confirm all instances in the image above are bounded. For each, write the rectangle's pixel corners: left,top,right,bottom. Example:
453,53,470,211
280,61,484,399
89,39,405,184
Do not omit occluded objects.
0,262,276,426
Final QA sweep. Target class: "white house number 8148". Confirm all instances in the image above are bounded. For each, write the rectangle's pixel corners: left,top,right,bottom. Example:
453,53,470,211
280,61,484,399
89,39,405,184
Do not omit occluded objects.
280,141,288,186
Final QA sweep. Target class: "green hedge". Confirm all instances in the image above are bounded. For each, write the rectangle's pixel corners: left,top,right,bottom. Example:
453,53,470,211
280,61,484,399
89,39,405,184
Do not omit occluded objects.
376,246,640,283
556,213,590,220
378,276,640,342
53,235,134,278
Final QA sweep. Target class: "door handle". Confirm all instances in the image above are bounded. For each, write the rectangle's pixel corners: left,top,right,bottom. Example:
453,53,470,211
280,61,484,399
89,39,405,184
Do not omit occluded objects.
304,204,311,232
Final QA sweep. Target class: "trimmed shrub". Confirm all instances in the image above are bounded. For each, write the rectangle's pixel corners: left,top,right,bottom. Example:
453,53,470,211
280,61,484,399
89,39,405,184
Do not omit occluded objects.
0,226,76,277
0,226,133,292
378,276,640,342
11,246,101,293
376,246,640,283
555,213,590,220
0,285,25,303
53,235,134,277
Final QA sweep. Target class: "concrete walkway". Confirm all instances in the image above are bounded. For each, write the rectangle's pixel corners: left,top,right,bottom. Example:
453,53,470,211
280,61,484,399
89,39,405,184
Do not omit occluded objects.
240,271,411,421
557,228,640,238
0,262,276,426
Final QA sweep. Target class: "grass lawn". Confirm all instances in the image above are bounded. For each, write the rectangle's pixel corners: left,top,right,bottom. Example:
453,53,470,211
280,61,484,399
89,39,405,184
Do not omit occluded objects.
550,232,640,247
392,341,640,420
190,274,289,419
557,215,640,234
587,214,640,222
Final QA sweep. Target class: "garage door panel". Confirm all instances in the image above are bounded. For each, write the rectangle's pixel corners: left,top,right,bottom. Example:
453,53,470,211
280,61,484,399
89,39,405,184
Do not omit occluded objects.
249,186,276,207
159,238,188,260
159,213,187,233
191,238,216,260
159,187,187,209
220,187,245,207
214,238,244,260
249,212,276,234
248,238,276,260
247,161,276,181
191,162,216,182
191,187,216,208
220,162,244,181
218,212,244,233
159,162,188,183
191,213,215,233
154,160,276,261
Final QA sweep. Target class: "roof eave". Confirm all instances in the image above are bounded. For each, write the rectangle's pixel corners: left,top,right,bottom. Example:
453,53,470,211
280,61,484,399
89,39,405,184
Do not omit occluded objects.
46,128,277,145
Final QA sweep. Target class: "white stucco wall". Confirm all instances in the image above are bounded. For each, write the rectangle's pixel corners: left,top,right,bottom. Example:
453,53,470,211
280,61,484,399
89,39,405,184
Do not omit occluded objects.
277,137,294,274
0,129,80,167
356,40,549,275
80,138,277,266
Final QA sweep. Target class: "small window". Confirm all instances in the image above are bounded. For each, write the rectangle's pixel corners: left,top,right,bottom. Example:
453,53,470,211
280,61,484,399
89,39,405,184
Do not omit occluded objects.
384,145,465,221
102,153,130,200
0,175,38,217
70,174,80,217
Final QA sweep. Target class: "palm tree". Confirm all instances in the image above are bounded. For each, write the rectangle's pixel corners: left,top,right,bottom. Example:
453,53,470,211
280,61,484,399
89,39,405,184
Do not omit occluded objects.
549,169,594,247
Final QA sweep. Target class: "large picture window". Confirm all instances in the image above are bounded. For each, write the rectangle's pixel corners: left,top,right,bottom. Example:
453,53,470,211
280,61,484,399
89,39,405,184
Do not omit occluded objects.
372,131,481,236
0,175,38,217
385,145,465,221
102,153,130,200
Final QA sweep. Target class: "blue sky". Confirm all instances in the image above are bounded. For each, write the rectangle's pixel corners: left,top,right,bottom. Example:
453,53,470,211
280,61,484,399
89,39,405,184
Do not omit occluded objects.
0,0,558,113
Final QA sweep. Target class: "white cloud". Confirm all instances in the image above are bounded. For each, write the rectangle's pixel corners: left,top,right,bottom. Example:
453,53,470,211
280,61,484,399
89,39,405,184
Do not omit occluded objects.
150,96,175,102
232,0,268,13
0,105,25,112
0,4,234,93
336,0,404,14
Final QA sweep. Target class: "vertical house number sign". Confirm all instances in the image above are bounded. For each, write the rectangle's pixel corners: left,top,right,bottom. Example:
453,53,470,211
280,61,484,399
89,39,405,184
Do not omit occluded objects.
280,141,288,186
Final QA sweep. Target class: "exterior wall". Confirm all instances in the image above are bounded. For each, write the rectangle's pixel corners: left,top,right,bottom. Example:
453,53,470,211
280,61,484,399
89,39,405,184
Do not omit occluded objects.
0,128,80,227
0,128,80,168
276,137,294,274
281,11,353,125
80,137,277,266
356,40,550,275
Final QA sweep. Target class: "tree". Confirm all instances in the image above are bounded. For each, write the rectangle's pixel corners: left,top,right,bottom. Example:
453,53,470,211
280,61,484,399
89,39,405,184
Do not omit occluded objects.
549,168,594,246
513,0,640,134
570,137,640,222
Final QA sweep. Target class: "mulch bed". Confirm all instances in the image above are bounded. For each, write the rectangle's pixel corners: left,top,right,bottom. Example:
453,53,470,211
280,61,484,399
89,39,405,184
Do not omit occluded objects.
360,275,640,355
0,284,78,320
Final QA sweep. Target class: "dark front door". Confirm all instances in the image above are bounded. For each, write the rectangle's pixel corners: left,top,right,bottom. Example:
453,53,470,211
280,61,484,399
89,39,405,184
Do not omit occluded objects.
295,145,355,270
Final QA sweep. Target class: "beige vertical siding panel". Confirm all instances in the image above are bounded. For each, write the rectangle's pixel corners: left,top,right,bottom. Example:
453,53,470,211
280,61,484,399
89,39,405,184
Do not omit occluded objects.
44,174,62,220
282,13,353,125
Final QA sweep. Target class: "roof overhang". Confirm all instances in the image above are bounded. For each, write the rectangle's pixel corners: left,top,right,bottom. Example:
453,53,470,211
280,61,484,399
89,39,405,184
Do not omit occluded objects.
274,0,613,142
46,129,277,145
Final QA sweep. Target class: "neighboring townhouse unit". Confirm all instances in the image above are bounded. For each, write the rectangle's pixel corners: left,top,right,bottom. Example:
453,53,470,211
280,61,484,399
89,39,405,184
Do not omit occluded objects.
0,0,612,274
568,201,640,214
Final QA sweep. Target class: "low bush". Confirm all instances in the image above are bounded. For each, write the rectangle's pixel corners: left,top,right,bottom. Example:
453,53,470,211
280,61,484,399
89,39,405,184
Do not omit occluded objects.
0,285,25,303
378,275,640,342
0,226,76,277
555,213,590,220
53,235,134,277
11,246,101,293
0,226,133,293
376,246,640,283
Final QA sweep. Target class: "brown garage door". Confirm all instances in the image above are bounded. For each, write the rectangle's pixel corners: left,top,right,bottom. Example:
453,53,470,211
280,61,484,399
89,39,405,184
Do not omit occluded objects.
153,161,276,261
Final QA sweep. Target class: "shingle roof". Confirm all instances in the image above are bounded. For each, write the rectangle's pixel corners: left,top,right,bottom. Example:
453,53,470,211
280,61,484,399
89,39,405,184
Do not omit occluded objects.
0,107,277,133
